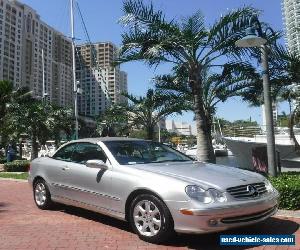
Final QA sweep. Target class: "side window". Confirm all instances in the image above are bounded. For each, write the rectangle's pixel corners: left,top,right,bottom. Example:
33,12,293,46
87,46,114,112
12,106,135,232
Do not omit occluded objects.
72,143,107,164
52,143,76,162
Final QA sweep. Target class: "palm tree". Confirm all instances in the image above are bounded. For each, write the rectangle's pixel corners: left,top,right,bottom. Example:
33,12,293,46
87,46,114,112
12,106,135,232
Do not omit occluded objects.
0,80,32,122
240,46,299,104
240,47,300,149
47,105,74,147
116,1,273,162
0,80,13,121
6,99,74,159
155,63,257,135
0,81,32,149
124,89,186,140
96,104,129,137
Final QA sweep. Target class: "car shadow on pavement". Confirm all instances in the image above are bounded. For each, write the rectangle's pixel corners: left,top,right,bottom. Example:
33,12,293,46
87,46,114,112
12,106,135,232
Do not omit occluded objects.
55,205,299,250
59,204,132,233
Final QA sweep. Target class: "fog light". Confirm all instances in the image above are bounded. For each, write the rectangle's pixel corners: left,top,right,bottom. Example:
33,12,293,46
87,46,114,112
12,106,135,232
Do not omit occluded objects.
208,219,218,226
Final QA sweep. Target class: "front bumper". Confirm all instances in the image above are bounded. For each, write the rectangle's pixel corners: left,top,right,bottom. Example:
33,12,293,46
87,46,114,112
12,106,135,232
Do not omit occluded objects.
167,192,279,234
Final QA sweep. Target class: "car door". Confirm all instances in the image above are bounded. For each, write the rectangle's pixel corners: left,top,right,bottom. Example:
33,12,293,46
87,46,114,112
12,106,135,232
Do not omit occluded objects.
45,143,77,198
63,142,113,211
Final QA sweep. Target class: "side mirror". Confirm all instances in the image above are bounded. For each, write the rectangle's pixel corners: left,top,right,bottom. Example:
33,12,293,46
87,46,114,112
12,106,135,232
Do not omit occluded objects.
86,159,108,170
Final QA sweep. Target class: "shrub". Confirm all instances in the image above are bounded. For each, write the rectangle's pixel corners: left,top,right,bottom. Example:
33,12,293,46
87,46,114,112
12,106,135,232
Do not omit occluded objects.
3,160,30,172
269,172,300,210
0,157,7,164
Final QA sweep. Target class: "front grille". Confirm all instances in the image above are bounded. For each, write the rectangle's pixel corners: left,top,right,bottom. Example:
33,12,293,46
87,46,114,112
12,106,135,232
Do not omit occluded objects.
221,206,277,224
226,182,267,199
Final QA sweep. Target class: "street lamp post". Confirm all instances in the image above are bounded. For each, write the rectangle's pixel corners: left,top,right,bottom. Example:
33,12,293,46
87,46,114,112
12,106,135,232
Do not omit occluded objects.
70,0,79,140
157,121,161,143
235,16,277,177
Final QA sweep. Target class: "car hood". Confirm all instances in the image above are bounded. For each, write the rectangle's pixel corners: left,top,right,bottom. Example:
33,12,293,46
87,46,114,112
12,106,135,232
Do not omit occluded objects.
132,161,265,190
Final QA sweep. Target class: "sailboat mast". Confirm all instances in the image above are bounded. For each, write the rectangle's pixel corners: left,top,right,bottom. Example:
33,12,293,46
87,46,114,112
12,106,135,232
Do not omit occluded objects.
42,48,45,102
70,0,78,139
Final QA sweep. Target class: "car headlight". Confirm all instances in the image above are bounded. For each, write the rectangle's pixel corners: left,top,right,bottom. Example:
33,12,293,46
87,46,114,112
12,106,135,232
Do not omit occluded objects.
209,188,227,202
264,179,274,192
185,185,227,204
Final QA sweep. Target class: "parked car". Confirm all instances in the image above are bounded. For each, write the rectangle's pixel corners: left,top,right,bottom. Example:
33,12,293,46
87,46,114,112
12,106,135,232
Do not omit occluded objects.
29,138,279,243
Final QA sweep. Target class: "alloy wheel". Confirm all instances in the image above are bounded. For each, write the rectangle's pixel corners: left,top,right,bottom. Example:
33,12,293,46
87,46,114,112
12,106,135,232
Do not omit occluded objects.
34,182,47,206
133,200,162,237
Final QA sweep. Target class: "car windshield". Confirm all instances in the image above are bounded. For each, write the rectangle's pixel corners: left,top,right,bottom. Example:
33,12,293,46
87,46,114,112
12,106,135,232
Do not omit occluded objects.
103,140,192,165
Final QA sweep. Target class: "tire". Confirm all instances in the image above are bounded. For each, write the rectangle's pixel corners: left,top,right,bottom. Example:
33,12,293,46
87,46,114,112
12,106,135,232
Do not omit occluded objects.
33,179,53,210
129,194,174,243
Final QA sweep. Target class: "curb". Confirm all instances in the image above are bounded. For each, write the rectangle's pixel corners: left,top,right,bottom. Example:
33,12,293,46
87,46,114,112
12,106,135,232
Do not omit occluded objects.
277,210,300,219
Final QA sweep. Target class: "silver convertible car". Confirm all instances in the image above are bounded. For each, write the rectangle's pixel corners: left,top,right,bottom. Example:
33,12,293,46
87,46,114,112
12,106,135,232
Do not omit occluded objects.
29,138,279,243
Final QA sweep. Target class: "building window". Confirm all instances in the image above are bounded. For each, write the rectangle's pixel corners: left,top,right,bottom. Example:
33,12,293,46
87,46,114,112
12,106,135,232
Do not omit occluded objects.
26,13,32,33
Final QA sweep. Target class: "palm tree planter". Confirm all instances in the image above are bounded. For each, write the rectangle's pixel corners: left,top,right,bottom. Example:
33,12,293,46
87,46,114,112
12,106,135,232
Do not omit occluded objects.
117,0,259,162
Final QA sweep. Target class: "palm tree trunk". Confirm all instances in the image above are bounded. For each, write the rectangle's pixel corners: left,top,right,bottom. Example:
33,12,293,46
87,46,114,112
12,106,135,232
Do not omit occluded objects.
19,141,23,159
289,108,300,151
31,131,39,160
146,126,155,140
190,69,215,163
193,93,216,163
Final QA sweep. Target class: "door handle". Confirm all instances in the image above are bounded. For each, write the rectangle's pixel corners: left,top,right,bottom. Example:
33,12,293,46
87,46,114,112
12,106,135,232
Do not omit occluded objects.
62,166,70,171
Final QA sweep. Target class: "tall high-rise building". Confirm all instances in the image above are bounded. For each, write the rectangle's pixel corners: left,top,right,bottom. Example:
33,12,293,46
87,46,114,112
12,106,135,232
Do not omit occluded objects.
76,42,128,116
0,0,73,107
119,71,128,103
282,0,300,112
282,0,300,55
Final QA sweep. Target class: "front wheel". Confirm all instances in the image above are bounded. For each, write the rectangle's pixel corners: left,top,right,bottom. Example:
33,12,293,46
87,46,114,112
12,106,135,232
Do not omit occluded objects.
129,194,174,243
33,179,53,209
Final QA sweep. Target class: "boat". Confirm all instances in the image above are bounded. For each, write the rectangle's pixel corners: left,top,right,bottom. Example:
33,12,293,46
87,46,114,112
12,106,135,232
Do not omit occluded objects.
184,143,229,159
38,140,56,157
224,133,300,171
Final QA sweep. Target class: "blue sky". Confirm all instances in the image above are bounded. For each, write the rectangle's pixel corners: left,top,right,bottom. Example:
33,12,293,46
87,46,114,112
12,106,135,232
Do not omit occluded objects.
20,0,287,124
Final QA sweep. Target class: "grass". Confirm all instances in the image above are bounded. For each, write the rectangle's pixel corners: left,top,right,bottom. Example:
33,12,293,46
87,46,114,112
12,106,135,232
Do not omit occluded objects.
0,172,28,180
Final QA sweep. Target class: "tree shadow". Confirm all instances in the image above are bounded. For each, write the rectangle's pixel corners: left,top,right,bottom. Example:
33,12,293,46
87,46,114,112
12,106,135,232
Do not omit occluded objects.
56,206,299,249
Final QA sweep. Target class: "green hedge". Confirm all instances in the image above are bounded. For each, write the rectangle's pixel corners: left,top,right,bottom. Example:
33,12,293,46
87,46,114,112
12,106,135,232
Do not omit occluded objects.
0,157,7,164
3,160,30,172
269,172,300,210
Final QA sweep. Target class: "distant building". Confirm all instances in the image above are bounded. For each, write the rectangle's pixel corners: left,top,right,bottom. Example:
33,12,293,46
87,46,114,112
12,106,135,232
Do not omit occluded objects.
165,120,195,136
75,42,128,116
119,71,128,104
282,1,300,112
291,84,300,111
0,0,73,107
282,0,300,55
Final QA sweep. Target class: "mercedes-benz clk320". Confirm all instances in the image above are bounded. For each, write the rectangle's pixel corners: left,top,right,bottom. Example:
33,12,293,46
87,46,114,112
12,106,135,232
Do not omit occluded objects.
29,138,279,243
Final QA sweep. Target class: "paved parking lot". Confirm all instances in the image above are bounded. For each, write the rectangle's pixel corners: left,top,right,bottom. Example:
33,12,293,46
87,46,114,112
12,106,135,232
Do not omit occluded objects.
0,179,299,250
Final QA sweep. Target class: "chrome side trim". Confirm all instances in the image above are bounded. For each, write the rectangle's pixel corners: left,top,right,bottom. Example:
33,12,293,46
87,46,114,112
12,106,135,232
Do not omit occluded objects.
51,183,121,201
52,195,125,221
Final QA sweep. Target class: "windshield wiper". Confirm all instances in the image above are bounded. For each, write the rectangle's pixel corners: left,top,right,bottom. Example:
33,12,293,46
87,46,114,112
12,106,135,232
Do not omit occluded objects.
153,159,191,163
